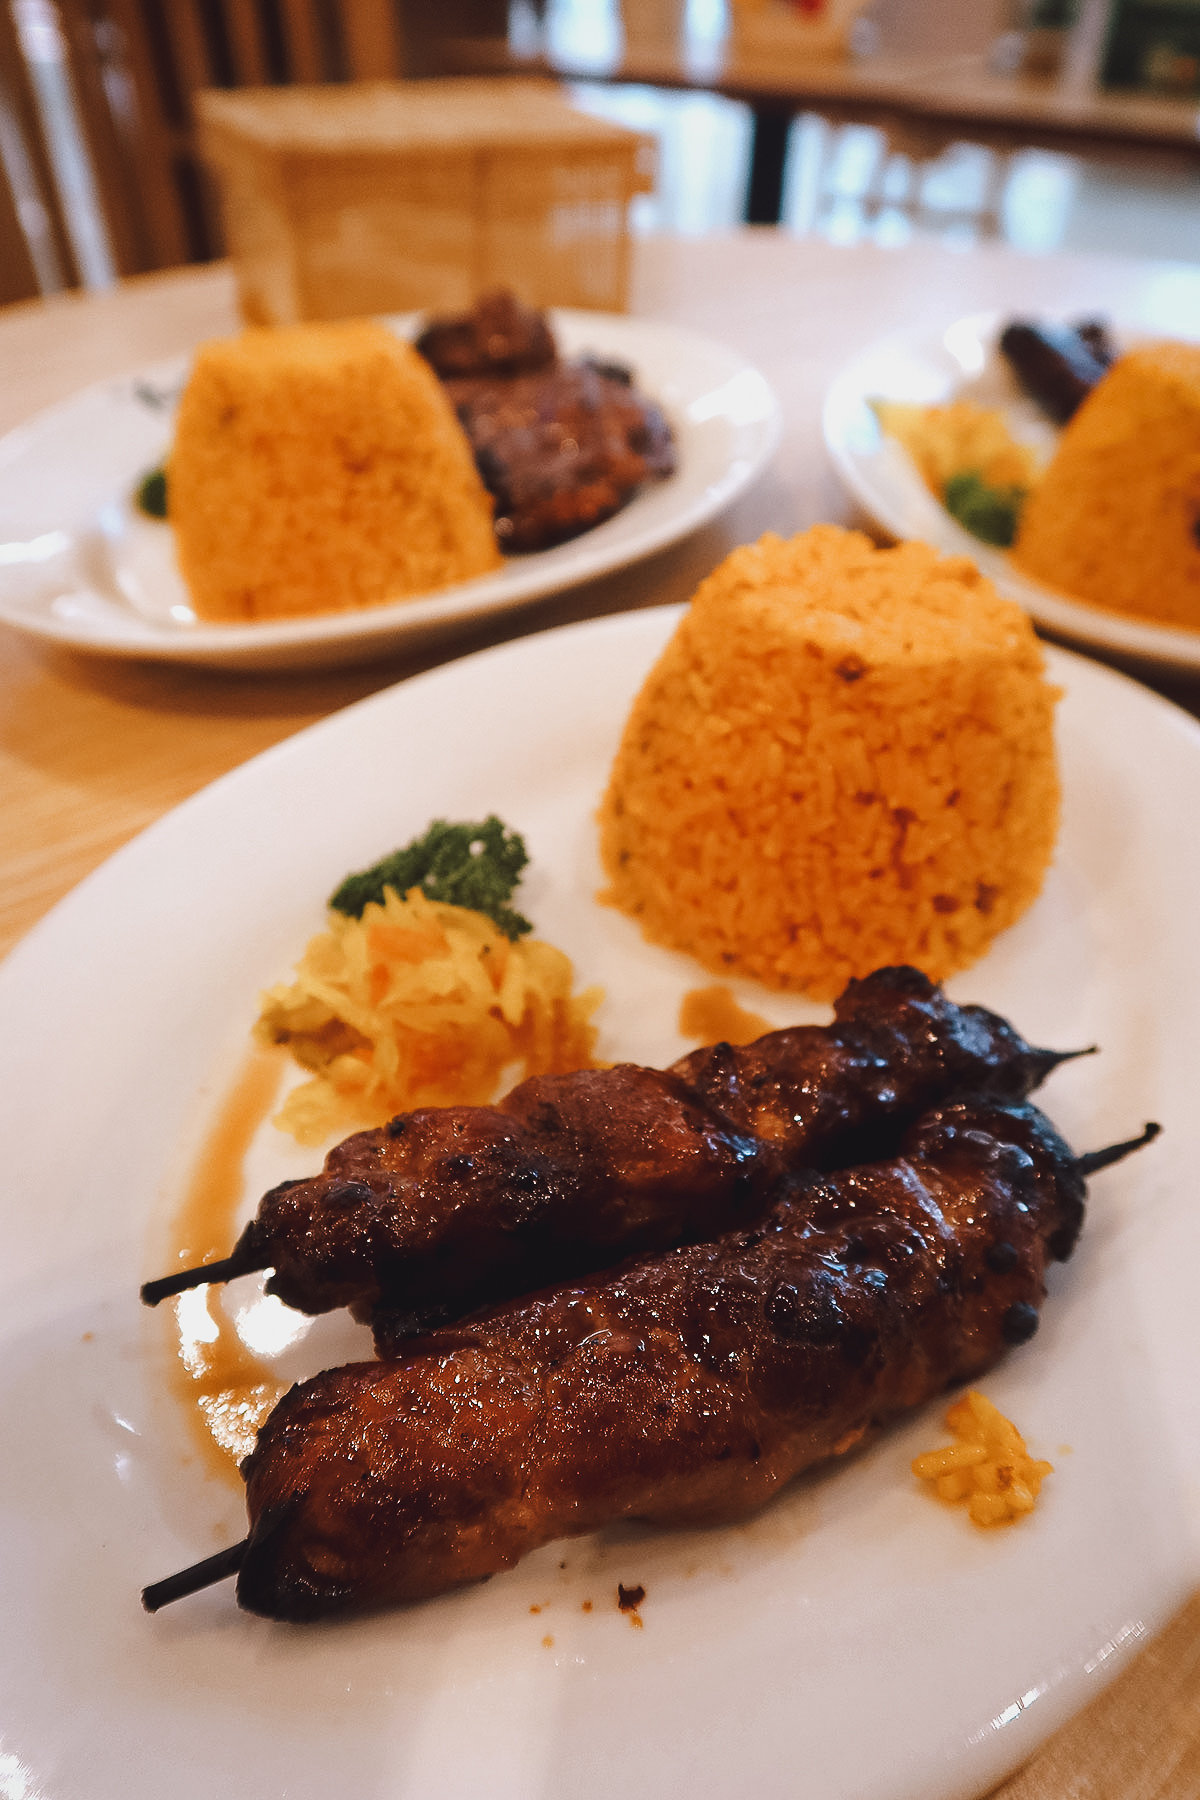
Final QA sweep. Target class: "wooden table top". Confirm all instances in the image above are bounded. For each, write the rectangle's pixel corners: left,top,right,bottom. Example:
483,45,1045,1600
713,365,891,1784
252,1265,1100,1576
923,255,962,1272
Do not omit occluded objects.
556,42,1200,165
2,231,1198,1797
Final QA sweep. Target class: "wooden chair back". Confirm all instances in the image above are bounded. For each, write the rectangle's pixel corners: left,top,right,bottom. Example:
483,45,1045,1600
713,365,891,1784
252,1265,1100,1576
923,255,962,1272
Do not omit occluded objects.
47,0,412,274
0,0,76,301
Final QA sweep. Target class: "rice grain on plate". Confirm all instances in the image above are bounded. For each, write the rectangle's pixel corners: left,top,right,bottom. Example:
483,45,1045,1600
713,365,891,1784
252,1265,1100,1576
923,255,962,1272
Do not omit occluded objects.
598,525,1060,1000
170,320,500,621
1011,340,1200,630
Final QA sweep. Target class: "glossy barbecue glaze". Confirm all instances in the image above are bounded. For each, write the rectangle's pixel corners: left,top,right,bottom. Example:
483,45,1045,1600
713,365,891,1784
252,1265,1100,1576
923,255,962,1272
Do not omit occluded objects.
414,290,558,381
444,360,676,553
237,1095,1086,1620
227,968,1074,1330
412,288,676,553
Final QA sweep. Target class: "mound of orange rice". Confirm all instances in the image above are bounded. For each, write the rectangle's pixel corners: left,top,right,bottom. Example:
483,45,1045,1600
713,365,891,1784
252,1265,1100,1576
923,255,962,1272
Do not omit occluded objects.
597,525,1061,1000
170,319,500,621
1012,340,1200,630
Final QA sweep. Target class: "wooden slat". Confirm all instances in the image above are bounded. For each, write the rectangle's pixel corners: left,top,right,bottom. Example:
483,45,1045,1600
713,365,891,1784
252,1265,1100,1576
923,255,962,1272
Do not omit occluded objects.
101,0,197,262
278,0,326,80
398,0,510,79
162,0,215,110
339,0,404,78
223,0,268,84
0,0,77,286
54,0,206,271
150,0,227,261
53,0,150,272
0,132,41,302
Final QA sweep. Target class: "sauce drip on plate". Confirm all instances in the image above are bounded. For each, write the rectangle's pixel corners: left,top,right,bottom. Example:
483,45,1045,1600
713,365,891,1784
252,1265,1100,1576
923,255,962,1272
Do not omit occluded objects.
165,1047,292,1476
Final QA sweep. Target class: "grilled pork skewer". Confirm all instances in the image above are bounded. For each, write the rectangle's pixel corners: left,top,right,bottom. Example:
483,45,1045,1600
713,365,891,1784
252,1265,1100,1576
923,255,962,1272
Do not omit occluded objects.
143,1104,1156,1622
141,967,1082,1332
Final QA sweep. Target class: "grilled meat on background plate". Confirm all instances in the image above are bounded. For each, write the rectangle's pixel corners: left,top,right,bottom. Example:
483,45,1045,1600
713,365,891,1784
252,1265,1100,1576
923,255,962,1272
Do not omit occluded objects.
415,289,676,553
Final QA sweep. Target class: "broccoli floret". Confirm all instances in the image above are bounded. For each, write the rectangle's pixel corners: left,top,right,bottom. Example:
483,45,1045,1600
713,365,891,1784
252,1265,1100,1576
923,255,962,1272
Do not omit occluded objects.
330,816,533,938
943,471,1026,549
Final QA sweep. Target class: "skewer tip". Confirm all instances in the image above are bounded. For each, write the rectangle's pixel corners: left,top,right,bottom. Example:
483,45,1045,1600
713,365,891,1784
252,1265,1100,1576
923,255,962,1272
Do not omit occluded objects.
1037,1042,1098,1075
142,1538,248,1612
140,1251,268,1308
1078,1120,1161,1178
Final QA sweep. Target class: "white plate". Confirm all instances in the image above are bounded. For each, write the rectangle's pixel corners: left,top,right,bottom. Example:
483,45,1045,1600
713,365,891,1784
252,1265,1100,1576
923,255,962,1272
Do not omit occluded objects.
2,608,1199,1800
0,312,779,671
823,311,1200,672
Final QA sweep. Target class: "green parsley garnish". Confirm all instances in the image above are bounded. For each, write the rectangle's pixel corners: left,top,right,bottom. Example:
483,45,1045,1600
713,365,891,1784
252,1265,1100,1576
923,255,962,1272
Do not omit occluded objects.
330,816,533,939
135,466,169,518
943,471,1026,549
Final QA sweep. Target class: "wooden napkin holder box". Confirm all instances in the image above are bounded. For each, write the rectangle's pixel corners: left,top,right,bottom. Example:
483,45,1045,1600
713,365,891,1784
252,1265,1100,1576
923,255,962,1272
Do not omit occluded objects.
198,78,655,323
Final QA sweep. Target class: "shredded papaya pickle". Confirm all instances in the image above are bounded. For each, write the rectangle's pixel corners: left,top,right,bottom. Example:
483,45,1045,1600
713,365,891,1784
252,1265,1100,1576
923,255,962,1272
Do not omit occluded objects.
253,820,600,1144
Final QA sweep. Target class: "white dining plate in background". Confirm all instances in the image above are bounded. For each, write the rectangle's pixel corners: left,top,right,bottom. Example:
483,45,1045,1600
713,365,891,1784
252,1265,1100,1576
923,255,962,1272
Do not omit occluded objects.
823,310,1200,672
0,608,1198,1800
0,312,779,671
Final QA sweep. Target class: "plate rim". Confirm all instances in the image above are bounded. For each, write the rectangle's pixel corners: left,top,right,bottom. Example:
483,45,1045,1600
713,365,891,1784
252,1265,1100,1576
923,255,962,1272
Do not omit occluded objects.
12,597,1200,973
822,309,1200,672
0,308,780,671
3,605,1199,1800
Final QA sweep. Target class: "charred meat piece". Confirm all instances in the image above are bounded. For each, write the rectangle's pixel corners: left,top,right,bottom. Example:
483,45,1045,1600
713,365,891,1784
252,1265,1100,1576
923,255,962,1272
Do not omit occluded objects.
668,963,1069,1156
414,289,557,379
147,968,1080,1332
233,1096,1123,1619
445,360,675,552
413,289,675,552
241,1064,783,1326
998,319,1116,423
